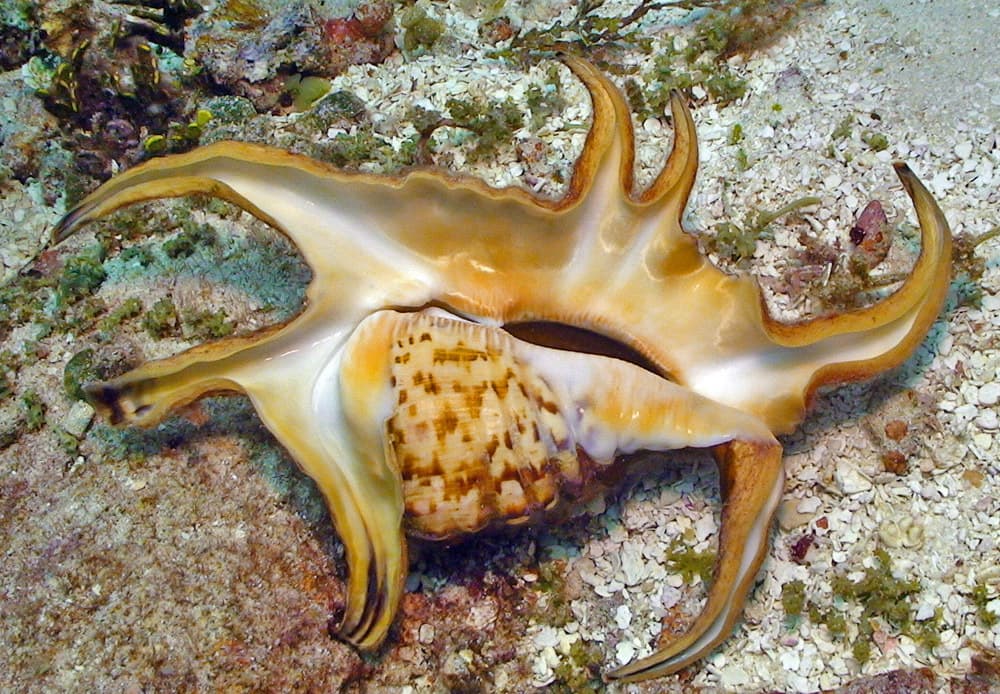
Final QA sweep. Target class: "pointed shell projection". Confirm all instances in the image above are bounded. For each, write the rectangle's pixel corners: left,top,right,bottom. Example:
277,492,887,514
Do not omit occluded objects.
54,55,952,682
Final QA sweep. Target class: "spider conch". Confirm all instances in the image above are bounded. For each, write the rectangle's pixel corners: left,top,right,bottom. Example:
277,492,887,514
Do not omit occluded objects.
54,55,951,682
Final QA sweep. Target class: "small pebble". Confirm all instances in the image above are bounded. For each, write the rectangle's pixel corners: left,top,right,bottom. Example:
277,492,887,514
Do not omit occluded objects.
884,419,908,441
418,624,435,644
61,400,95,438
977,382,1000,406
973,432,994,450
532,626,559,649
778,500,811,530
718,663,751,687
780,649,801,671
614,604,632,630
953,403,979,424
939,333,954,356
615,640,636,665
835,462,872,494
975,410,998,430
660,586,682,609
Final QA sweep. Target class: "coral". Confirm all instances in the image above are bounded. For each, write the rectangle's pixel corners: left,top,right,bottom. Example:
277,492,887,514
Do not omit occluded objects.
34,40,89,120
30,11,197,177
189,0,393,112
113,0,203,54
214,0,269,28
302,89,367,131
199,95,256,124
0,1,43,70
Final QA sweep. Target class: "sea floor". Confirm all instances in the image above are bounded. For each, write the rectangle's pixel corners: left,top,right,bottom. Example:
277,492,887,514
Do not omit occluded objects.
1,0,998,692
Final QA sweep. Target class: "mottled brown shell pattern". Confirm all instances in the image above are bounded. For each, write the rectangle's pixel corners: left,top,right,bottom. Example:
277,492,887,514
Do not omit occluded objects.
384,312,585,539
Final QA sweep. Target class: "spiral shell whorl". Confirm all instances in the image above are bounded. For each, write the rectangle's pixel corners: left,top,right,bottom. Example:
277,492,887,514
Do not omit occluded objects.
384,313,584,539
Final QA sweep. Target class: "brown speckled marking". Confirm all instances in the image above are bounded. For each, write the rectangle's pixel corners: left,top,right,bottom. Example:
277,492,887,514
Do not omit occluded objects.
383,313,582,540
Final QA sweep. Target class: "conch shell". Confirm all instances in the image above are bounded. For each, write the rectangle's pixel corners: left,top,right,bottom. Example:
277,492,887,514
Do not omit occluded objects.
54,55,951,681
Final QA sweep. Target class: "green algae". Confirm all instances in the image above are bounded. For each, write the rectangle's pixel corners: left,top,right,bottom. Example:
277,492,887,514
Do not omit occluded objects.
526,64,566,130
284,74,332,112
952,225,1000,309
318,127,396,167
445,94,524,161
20,390,45,431
831,115,853,140
0,275,50,339
535,560,574,628
63,348,99,402
55,426,80,456
861,130,889,152
401,6,445,54
707,196,821,264
666,539,715,584
97,297,143,336
162,222,217,259
781,578,806,618
973,580,999,627
792,547,944,664
551,638,604,692
58,248,107,303
96,203,309,333
142,297,179,339
183,308,235,340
